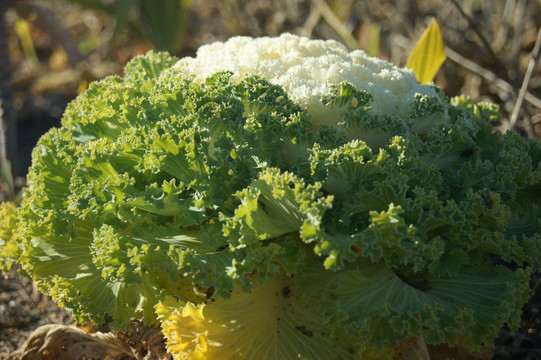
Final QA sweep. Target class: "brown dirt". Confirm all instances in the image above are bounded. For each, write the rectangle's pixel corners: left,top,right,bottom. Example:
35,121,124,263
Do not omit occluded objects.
0,266,74,358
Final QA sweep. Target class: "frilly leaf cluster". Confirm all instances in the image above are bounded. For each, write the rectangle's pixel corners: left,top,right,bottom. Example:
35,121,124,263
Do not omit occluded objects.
6,51,541,358
0,201,23,272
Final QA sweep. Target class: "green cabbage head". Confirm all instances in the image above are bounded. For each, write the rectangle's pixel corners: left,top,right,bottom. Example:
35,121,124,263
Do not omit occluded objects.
7,34,541,359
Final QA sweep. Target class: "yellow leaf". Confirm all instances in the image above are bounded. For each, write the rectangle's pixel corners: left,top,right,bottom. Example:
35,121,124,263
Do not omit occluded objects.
14,18,37,62
406,18,446,84
367,23,381,58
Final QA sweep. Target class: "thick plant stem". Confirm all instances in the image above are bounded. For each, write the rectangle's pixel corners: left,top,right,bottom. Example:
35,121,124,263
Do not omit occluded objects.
0,2,18,177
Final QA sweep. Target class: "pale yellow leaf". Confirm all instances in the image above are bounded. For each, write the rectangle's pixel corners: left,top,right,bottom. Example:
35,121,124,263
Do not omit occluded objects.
406,18,446,84
14,18,38,62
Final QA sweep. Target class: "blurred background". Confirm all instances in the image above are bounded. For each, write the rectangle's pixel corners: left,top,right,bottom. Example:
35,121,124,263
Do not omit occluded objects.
0,0,540,357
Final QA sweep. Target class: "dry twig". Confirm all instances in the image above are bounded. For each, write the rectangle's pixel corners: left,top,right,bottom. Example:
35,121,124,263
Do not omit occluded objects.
316,0,358,50
448,0,512,84
445,46,541,110
509,25,541,130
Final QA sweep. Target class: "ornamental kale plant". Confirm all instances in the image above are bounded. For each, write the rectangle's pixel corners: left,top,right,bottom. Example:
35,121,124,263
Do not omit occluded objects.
3,34,541,359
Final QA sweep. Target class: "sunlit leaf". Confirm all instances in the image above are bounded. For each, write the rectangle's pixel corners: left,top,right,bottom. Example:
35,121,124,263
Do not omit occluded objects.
367,23,381,57
14,18,37,62
406,18,446,84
